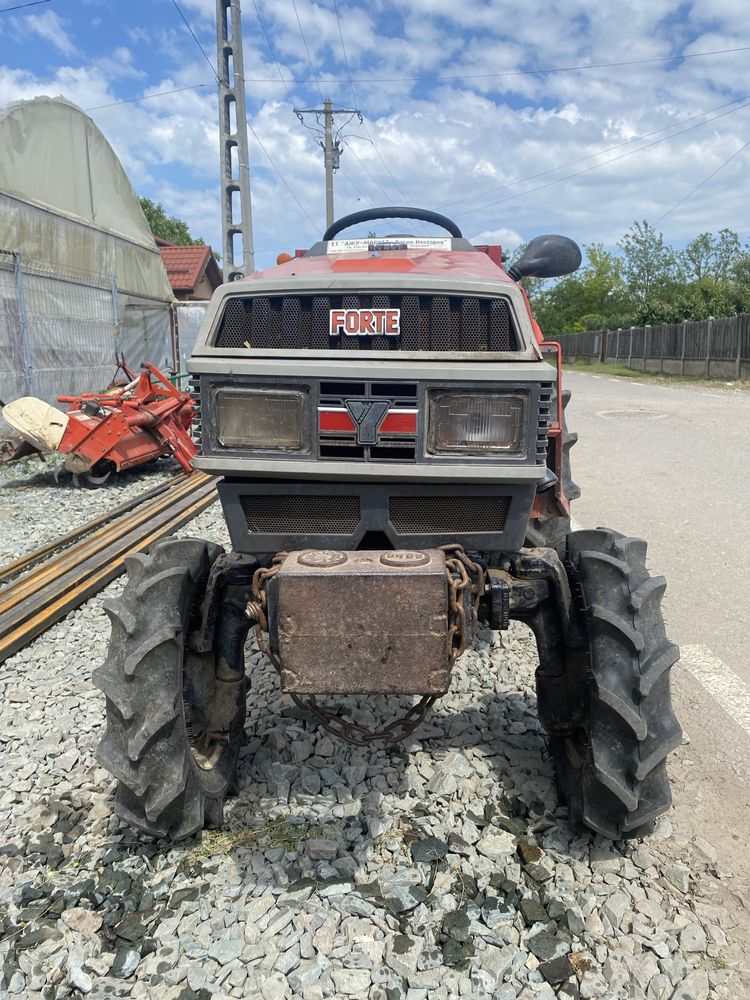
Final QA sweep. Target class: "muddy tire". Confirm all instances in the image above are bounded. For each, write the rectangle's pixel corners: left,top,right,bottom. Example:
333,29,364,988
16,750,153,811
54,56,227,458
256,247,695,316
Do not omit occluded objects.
93,538,247,840
551,528,682,839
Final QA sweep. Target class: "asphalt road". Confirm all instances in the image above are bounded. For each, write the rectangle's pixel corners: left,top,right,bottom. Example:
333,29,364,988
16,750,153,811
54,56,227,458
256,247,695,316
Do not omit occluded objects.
564,369,750,889
564,369,750,681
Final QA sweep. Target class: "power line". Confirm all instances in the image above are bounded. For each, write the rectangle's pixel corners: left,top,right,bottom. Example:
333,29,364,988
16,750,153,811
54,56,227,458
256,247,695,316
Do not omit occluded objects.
84,83,212,112
337,168,373,207
246,119,322,235
441,93,750,212
451,97,750,220
331,0,424,230
342,139,395,202
0,0,51,11
291,0,324,102
232,44,750,86
170,0,218,81
167,0,319,243
252,0,295,107
655,137,750,223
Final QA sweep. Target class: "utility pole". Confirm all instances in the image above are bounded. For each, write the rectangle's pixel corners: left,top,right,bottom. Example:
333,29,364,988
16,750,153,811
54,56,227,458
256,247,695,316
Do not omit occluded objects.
295,101,360,228
216,0,254,279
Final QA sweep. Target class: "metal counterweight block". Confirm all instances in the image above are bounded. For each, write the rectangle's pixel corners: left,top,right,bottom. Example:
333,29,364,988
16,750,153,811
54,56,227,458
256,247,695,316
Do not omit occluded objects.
267,549,451,695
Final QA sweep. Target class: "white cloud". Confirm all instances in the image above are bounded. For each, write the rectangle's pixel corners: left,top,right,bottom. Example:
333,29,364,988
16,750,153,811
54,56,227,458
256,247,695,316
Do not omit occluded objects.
2,0,750,272
25,11,77,58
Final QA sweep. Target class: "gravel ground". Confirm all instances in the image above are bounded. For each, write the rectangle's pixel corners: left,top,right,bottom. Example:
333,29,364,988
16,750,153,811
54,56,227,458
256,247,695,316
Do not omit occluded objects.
0,468,746,999
0,457,178,563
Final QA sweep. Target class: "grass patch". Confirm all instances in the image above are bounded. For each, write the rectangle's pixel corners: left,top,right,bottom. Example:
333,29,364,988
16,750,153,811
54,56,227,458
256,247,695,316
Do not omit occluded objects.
179,815,332,869
563,358,750,389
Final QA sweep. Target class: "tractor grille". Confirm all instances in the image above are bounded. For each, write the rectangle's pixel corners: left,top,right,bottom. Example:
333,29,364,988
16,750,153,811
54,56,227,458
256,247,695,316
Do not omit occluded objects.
537,384,553,463
389,495,510,534
189,375,202,450
215,293,519,352
241,494,361,533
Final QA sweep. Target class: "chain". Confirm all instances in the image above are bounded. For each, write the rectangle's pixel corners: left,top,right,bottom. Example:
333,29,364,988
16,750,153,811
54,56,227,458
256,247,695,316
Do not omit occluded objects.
440,544,486,631
289,693,439,747
247,546,485,746
246,552,287,666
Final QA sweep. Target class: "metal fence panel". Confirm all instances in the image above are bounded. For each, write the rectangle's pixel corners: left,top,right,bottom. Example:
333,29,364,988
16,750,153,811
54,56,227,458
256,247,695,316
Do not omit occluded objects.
0,250,174,421
22,262,115,402
0,256,26,403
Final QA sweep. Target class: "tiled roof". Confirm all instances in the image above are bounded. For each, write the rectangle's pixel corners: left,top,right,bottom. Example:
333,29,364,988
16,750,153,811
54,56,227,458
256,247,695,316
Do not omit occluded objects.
159,244,220,292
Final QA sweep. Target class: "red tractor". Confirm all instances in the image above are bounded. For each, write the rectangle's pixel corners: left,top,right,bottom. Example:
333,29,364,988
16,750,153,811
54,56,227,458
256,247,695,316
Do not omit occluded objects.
93,208,681,841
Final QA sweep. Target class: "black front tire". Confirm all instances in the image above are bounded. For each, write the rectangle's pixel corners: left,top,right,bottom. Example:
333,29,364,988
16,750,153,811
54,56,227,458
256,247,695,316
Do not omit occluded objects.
549,528,682,839
94,538,247,840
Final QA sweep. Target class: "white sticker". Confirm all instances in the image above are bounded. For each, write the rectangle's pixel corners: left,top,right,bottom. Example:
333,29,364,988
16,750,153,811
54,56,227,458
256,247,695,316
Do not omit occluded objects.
326,237,453,253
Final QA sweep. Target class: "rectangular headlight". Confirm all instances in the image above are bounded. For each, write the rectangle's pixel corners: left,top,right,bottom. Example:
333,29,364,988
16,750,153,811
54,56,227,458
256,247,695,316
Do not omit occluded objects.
427,391,526,455
216,388,309,451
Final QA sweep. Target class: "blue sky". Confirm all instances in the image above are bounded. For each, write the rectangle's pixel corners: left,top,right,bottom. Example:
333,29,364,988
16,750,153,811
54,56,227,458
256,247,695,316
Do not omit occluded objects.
1,0,750,271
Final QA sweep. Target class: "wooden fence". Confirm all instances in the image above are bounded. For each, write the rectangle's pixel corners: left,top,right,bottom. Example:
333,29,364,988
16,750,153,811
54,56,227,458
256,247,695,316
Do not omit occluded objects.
560,314,750,379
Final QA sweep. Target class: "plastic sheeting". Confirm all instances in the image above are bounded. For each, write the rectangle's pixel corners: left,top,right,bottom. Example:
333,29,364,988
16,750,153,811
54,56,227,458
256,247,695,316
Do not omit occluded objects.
175,302,209,369
0,97,173,302
0,97,175,418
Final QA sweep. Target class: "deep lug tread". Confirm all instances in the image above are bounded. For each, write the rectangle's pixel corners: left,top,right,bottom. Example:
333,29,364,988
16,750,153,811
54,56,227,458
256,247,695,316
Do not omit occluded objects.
629,576,667,613
92,661,134,719
94,537,247,841
127,700,180,762
595,684,648,739
123,629,180,678
635,727,683,781
588,605,645,653
639,643,680,696
103,599,138,638
122,552,150,585
541,527,681,839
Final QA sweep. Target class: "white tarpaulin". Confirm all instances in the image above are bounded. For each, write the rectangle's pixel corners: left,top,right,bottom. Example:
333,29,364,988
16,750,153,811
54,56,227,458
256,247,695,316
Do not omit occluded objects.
0,97,175,415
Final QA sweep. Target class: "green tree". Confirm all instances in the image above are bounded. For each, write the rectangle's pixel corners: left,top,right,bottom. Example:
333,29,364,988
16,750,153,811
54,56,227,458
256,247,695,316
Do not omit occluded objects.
139,196,205,246
618,220,676,323
679,229,741,282
527,243,629,338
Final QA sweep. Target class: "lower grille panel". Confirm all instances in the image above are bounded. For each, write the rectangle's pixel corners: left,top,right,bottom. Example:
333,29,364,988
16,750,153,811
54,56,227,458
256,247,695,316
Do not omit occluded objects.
224,481,532,554
241,494,360,534
389,496,510,534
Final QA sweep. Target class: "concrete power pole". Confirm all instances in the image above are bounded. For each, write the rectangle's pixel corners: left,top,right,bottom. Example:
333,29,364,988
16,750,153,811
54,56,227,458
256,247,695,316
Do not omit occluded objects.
216,0,254,279
295,101,360,229
323,100,336,229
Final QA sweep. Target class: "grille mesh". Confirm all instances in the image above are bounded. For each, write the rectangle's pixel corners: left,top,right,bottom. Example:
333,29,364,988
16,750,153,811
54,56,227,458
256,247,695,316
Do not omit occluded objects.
215,294,518,351
389,496,511,534
241,494,360,533
537,384,554,463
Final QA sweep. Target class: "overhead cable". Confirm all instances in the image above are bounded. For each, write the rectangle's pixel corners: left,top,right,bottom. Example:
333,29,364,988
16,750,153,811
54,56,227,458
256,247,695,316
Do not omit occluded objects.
0,0,51,11
237,44,750,85
170,0,219,82
291,0,324,102
655,137,750,223
452,97,750,219
441,93,750,211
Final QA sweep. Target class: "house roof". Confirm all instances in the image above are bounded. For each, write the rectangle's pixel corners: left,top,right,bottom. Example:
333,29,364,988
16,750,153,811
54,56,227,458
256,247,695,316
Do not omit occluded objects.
159,243,222,292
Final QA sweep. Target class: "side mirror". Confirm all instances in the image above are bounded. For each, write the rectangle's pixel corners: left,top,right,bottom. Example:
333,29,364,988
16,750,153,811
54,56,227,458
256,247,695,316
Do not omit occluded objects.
507,235,582,281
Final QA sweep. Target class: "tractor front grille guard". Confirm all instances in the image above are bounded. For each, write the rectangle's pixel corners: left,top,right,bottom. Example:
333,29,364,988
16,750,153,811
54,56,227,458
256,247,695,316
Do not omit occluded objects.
246,546,485,746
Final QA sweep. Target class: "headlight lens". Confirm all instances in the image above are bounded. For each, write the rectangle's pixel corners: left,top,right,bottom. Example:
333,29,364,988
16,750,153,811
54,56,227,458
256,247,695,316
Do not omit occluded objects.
216,388,309,451
427,391,526,455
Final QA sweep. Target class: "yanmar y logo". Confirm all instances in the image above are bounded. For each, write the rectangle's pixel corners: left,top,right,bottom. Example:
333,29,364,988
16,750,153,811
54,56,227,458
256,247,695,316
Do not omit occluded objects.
329,308,400,337
344,399,389,444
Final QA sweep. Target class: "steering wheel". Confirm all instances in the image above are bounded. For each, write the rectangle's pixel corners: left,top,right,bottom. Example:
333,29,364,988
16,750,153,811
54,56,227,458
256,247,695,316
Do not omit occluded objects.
323,206,463,241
